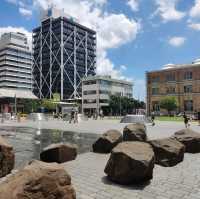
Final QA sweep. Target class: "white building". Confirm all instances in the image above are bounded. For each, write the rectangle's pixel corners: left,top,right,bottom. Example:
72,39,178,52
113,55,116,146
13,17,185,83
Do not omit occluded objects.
82,76,133,115
0,32,36,113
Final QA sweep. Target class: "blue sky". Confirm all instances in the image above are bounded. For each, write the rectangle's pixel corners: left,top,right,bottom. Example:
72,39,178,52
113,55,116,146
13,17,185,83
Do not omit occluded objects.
1,0,200,101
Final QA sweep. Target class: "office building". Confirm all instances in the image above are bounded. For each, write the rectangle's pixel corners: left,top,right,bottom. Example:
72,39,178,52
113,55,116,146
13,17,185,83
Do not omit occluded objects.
32,7,96,101
146,60,200,115
82,75,133,115
0,32,36,113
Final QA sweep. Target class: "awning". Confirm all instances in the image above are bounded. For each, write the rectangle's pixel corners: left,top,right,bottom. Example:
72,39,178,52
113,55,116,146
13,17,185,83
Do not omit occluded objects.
0,88,38,99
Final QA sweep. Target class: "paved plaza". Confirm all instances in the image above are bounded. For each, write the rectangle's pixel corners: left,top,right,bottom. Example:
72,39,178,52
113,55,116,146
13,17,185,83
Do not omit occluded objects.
1,119,200,198
65,152,200,199
60,120,200,199
1,118,200,137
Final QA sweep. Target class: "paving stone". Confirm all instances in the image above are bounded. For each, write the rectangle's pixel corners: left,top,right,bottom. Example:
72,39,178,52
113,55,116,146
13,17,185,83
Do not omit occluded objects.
65,151,200,199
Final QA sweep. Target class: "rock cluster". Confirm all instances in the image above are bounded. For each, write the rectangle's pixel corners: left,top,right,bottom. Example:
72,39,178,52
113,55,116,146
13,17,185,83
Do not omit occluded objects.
0,160,76,199
95,125,200,185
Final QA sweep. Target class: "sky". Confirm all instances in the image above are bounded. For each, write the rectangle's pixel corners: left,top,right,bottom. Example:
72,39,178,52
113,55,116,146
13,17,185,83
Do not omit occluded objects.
1,0,200,101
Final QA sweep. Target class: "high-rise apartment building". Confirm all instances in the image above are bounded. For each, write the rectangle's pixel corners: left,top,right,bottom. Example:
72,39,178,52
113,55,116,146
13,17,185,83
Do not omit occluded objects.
146,61,200,115
32,7,96,101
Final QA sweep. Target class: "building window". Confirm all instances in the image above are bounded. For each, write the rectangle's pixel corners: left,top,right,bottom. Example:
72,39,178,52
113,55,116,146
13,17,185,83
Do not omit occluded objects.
83,90,96,95
184,85,192,93
99,99,109,103
166,87,176,94
184,71,192,80
83,99,96,104
83,80,96,85
184,100,193,111
100,80,111,86
152,101,160,111
151,76,160,83
99,90,111,95
166,73,175,81
152,88,159,95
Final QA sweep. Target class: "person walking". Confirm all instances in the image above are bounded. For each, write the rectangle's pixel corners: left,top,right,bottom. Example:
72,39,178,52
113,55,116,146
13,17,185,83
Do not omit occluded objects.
100,109,104,120
74,111,78,123
151,112,155,126
69,109,74,124
183,112,189,128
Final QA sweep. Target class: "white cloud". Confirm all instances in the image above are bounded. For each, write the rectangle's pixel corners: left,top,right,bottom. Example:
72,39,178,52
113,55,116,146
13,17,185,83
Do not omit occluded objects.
127,0,140,12
190,0,200,18
32,0,140,80
19,7,32,17
0,26,32,48
154,0,185,22
120,65,127,71
188,23,200,31
168,36,186,47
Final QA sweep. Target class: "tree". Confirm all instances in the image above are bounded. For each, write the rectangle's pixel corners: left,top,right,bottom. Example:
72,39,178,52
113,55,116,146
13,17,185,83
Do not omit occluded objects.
21,99,41,113
108,95,146,116
41,99,57,111
160,96,178,115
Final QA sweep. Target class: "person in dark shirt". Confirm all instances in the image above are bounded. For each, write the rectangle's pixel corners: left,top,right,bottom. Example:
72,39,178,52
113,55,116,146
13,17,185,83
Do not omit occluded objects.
151,112,155,126
183,112,189,128
69,109,74,124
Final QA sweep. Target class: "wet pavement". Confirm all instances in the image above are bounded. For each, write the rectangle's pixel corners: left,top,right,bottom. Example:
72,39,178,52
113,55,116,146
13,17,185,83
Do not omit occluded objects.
0,126,99,168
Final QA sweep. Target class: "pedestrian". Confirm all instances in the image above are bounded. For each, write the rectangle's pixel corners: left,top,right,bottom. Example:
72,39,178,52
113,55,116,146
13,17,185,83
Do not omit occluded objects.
74,111,78,123
100,109,104,120
197,110,200,126
69,109,74,124
183,112,189,128
151,112,155,126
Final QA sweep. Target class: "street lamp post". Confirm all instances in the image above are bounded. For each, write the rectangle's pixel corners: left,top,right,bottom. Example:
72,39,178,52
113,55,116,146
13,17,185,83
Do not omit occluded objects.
14,94,17,115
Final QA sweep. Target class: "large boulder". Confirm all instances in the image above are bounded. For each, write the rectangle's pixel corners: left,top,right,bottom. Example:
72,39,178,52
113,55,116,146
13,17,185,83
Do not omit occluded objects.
123,123,147,142
104,141,155,184
0,160,76,199
0,136,15,178
93,130,122,153
172,129,200,153
149,138,185,167
40,143,77,163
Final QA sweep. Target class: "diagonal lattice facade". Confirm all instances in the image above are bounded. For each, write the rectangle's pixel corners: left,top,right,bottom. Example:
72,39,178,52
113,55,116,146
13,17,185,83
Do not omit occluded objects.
32,16,96,100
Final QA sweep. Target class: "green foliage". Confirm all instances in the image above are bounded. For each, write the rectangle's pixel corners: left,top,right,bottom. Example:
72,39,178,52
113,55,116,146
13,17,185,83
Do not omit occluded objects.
21,99,41,114
41,98,57,110
160,96,178,113
52,93,60,102
109,95,145,115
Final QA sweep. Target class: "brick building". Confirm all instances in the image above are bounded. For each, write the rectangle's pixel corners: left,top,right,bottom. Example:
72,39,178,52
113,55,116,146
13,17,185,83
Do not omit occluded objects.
146,61,200,115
